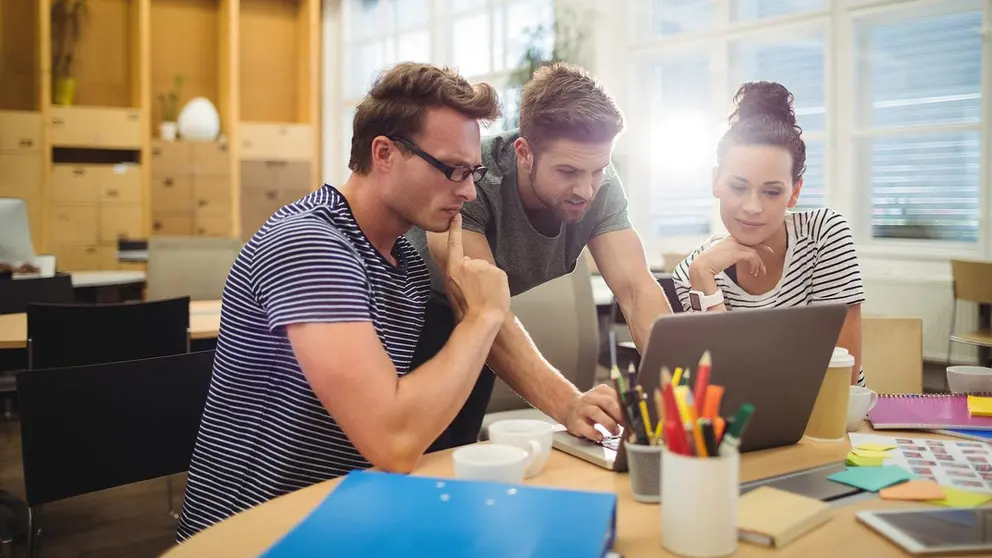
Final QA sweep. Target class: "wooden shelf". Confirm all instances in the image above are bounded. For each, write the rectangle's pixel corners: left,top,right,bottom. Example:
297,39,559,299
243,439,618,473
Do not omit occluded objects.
0,0,42,111
239,0,315,124
11,0,320,267
60,0,144,108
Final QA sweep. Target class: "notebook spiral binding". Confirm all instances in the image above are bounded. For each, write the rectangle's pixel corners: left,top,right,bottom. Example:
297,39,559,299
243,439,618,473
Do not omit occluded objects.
878,392,992,398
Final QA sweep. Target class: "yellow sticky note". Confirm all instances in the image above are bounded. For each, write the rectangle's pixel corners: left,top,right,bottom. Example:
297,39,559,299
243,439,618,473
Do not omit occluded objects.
846,452,883,467
967,395,992,417
928,487,992,508
856,443,897,452
851,448,891,459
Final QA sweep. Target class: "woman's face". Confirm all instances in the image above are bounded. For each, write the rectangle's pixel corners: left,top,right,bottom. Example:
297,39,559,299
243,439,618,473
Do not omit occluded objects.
713,144,802,247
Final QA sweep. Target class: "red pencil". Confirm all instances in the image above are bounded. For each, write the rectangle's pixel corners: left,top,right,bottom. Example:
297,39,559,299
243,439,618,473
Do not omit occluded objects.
662,382,690,454
694,350,712,417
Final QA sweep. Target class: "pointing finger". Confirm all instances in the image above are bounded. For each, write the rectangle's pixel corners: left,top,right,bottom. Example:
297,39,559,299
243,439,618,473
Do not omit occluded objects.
446,213,463,274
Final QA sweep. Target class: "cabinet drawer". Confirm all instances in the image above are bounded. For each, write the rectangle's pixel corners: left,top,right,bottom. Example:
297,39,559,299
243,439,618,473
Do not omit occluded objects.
193,177,231,211
0,152,43,200
151,176,193,212
240,122,312,161
51,165,101,204
50,106,142,149
51,206,99,244
0,110,42,152
151,140,192,175
280,161,312,191
191,141,231,175
152,211,193,236
99,204,144,242
54,244,102,272
98,245,120,270
100,164,142,204
194,210,231,237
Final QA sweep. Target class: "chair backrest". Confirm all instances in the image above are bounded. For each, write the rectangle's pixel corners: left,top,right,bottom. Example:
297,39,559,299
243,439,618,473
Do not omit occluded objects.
27,296,191,369
16,350,215,507
147,236,242,301
951,259,992,305
862,316,924,394
487,256,600,413
0,273,74,315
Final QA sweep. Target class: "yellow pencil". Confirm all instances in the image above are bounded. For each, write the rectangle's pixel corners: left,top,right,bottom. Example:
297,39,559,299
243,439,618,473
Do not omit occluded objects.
635,386,653,444
671,367,683,387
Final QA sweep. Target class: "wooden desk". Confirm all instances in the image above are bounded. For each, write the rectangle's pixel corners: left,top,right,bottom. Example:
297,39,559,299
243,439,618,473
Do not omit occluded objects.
0,300,221,350
164,430,946,557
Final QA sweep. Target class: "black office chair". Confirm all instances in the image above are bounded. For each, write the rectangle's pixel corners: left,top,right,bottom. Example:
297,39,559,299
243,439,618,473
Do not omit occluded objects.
26,296,191,370
1,274,76,421
14,351,215,558
25,296,192,519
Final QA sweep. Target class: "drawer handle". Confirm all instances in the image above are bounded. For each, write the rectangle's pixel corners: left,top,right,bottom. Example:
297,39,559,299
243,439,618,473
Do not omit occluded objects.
197,227,205,235
198,200,207,207
266,191,277,200
126,113,139,121
107,189,119,198
52,117,64,125
152,148,161,156
153,221,162,230
85,247,96,254
243,140,252,147
164,177,174,186
72,168,85,176
19,139,33,148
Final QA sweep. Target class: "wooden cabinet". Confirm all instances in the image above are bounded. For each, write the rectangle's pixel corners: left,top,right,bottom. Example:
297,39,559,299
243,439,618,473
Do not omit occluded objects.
240,160,312,240
240,123,313,162
49,106,142,149
48,162,143,270
150,140,233,237
0,111,44,251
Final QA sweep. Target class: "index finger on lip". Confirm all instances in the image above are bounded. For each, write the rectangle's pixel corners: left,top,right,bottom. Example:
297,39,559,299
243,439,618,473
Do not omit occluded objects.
446,213,463,273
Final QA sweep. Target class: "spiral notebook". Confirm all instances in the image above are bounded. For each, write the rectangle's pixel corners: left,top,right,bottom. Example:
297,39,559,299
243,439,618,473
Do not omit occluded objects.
867,393,992,431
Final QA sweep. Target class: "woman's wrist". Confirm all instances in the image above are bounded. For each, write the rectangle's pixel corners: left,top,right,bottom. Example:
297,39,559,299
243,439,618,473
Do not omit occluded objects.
688,260,719,294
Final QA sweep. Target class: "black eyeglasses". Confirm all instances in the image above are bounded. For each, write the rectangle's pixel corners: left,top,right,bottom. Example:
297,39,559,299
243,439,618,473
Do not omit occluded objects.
389,136,488,182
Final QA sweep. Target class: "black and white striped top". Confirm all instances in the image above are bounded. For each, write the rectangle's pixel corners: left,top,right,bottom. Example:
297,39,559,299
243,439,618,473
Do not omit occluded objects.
672,208,867,385
176,185,430,542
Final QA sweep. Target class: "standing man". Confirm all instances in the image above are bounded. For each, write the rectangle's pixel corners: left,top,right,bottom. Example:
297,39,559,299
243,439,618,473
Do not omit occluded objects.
178,62,508,541
406,62,673,451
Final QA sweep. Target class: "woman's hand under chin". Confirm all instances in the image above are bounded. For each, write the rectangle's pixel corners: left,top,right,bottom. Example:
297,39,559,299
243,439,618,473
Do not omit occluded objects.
689,235,774,280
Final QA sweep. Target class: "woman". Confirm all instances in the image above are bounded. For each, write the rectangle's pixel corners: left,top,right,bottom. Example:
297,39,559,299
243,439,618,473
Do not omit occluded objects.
672,81,866,386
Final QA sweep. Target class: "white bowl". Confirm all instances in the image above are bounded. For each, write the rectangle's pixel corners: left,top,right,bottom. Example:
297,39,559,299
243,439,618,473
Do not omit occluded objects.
947,366,992,394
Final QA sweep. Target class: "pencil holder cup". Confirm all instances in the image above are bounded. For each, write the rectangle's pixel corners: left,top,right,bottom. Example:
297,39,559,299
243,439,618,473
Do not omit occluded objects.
624,441,664,503
660,447,739,558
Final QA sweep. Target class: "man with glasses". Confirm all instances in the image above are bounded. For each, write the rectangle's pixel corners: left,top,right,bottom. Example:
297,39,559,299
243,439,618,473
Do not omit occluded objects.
177,62,508,540
406,62,673,450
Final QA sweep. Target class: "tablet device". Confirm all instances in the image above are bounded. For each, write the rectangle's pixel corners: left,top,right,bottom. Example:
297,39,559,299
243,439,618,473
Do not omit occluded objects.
856,508,992,555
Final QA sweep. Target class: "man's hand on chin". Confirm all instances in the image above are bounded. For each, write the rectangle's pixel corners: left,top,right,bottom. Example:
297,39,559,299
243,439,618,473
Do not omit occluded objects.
562,384,624,441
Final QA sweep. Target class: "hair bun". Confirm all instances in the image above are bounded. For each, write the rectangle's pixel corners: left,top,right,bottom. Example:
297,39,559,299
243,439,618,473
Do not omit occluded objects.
730,81,797,128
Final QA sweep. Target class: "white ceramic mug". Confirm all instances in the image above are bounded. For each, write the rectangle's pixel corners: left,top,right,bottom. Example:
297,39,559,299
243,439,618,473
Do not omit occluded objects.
487,419,553,478
452,444,529,484
846,385,879,432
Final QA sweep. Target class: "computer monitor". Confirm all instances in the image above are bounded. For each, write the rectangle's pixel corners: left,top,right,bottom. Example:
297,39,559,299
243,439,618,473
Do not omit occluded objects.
0,197,37,266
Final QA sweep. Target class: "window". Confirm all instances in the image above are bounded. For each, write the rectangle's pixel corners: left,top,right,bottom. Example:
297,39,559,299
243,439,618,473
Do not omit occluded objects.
729,29,827,210
853,4,984,243
733,0,827,22
328,0,553,184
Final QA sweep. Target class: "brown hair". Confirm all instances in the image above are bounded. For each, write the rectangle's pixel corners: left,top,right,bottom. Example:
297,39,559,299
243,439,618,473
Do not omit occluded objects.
517,62,624,152
717,81,806,183
348,62,502,174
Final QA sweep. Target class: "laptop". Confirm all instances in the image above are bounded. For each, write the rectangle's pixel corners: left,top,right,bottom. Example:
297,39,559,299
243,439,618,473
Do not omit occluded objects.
552,303,848,472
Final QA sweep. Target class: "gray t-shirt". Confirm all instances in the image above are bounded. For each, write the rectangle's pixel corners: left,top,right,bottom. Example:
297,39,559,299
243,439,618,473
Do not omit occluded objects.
406,129,631,304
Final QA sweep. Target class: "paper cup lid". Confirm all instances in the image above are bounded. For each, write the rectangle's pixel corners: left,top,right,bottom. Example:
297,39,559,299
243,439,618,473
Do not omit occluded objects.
830,347,855,368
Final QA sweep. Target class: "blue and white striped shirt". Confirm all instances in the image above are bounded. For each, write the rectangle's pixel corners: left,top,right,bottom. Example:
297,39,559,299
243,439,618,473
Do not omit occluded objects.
177,185,430,541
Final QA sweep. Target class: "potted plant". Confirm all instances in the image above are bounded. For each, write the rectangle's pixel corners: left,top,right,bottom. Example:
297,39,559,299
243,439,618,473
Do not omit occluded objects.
158,74,185,141
51,0,89,105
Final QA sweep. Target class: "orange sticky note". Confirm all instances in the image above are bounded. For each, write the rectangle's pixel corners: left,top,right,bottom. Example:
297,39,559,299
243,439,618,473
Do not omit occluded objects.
879,480,946,501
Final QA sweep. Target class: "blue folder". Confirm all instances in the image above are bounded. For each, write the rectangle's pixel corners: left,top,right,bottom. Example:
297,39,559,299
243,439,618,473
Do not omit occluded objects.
932,428,992,443
261,470,618,558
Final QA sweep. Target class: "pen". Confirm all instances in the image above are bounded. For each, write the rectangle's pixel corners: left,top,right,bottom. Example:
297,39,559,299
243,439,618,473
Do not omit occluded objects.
701,385,724,419
694,351,711,416
636,386,653,444
626,362,638,391
700,418,718,456
680,368,692,387
718,403,755,456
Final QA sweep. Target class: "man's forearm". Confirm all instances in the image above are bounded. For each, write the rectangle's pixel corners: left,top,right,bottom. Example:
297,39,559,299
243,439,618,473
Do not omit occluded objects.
485,314,580,424
392,312,504,457
617,283,672,353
